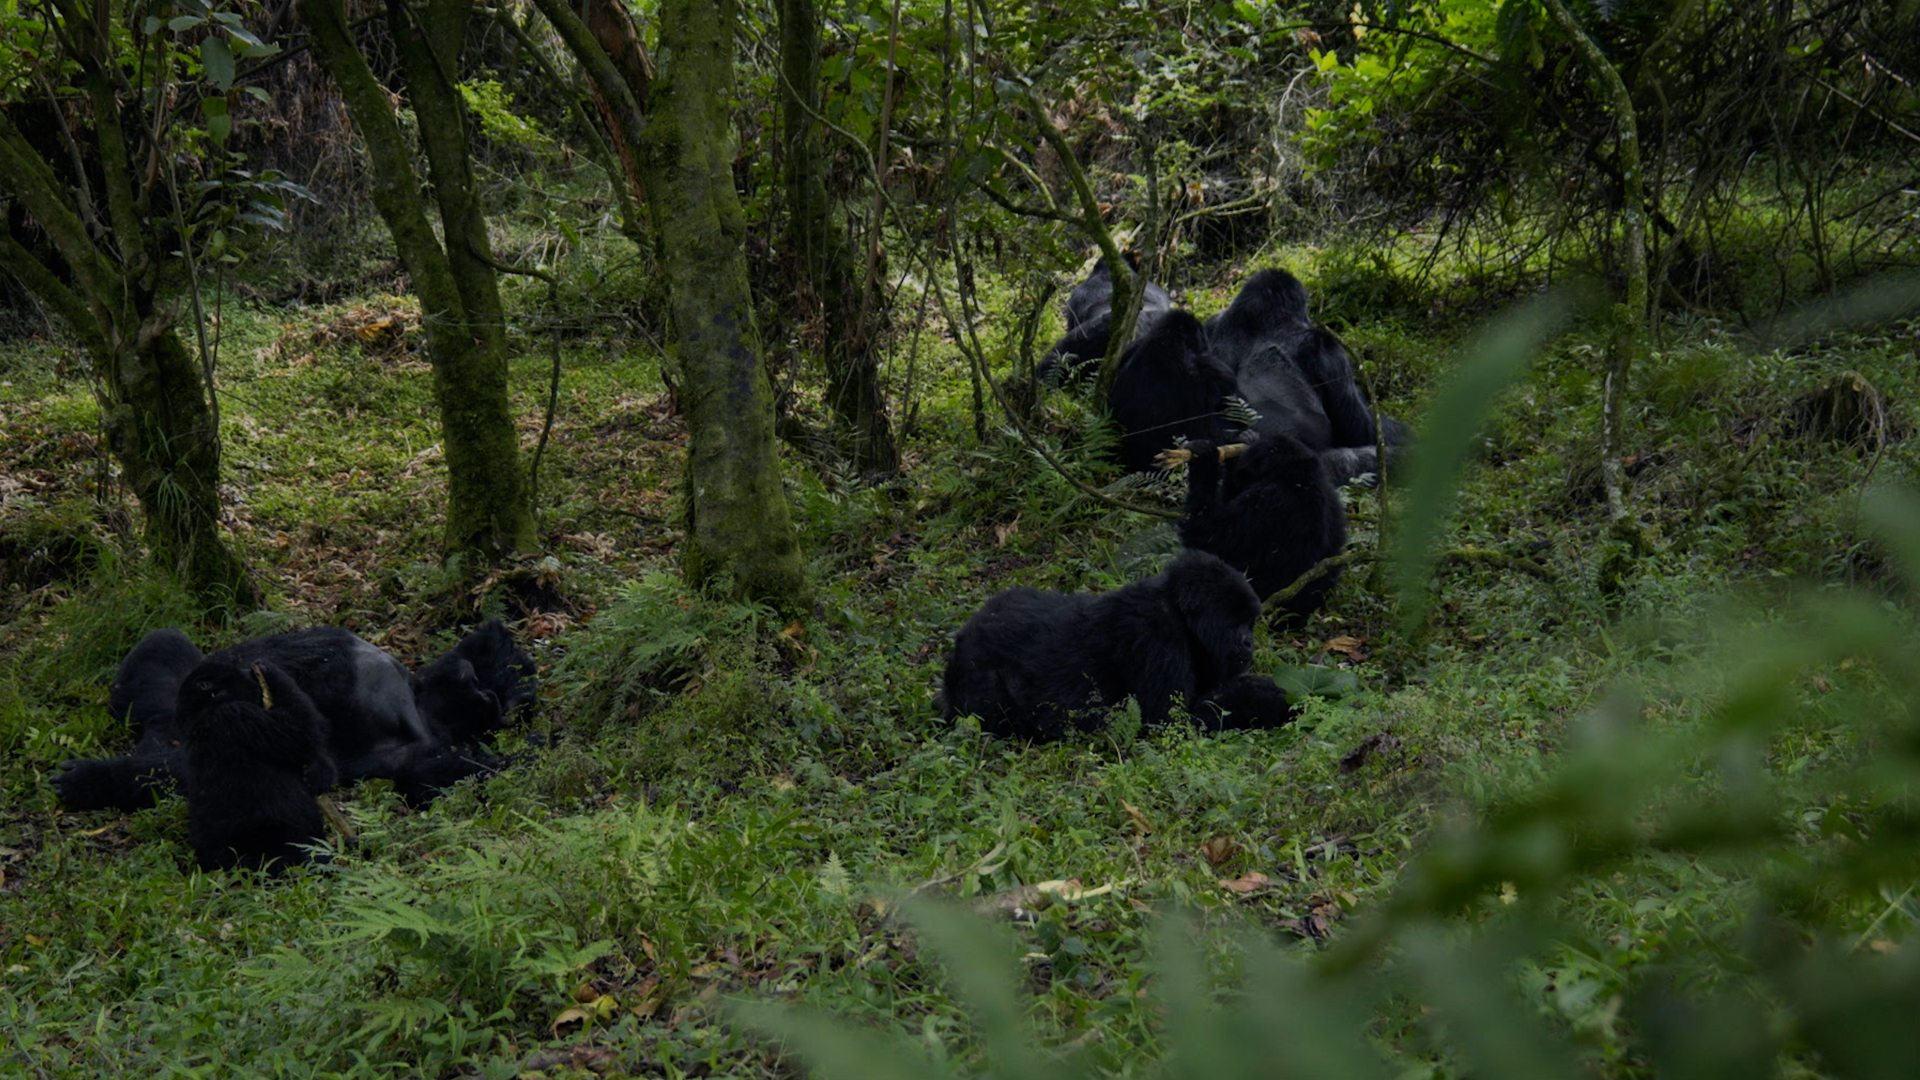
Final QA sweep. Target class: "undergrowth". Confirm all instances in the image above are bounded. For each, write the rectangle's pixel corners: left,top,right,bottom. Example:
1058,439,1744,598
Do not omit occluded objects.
1,225,1917,1077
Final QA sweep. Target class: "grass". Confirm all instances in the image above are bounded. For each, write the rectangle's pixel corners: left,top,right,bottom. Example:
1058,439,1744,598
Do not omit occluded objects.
1,219,1918,1077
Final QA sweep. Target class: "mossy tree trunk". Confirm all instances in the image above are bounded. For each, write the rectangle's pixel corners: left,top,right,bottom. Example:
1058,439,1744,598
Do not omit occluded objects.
778,0,899,477
298,0,537,564
0,17,255,608
532,0,809,612
642,0,808,609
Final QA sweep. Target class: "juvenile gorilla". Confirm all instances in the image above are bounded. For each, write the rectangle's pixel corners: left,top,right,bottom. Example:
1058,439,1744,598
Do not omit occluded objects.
1107,310,1241,475
1179,435,1348,623
941,551,1271,741
54,620,535,812
175,659,336,873
1038,256,1173,387
1206,268,1410,485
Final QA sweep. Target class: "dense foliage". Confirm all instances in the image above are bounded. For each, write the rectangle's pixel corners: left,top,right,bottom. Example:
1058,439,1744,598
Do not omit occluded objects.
2,0,1919,1077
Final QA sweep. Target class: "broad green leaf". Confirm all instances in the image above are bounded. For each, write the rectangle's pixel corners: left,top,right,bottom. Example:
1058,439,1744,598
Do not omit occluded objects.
201,36,234,91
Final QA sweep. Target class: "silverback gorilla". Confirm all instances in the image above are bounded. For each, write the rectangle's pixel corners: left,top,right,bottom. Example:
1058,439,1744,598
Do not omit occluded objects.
1038,256,1174,387
1204,268,1410,485
54,620,535,813
941,551,1294,741
175,659,336,873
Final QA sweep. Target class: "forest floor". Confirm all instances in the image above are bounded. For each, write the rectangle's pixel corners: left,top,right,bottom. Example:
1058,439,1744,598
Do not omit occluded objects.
1,249,1917,1078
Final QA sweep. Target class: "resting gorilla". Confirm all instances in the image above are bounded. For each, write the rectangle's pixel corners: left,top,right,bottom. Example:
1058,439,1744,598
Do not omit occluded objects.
1038,255,1173,387
1205,268,1410,485
1176,435,1348,623
54,619,534,813
941,550,1293,741
1107,310,1240,475
176,659,336,873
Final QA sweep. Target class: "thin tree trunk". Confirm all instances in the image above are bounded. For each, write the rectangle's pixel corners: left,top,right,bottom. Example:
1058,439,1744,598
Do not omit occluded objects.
1544,0,1648,530
0,81,254,607
298,0,537,563
778,0,899,476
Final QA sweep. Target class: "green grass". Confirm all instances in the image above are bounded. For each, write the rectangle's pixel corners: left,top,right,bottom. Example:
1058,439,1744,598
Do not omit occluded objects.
2,223,1918,1077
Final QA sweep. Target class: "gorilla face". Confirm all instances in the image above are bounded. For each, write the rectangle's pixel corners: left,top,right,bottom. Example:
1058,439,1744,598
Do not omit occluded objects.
176,662,263,719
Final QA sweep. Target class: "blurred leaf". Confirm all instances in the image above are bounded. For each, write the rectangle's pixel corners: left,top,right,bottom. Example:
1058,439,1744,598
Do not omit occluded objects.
733,1001,952,1080
1394,291,1573,633
1403,926,1584,1080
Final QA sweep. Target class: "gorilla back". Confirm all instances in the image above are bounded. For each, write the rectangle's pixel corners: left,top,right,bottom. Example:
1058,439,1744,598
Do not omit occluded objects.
942,551,1262,741
175,659,335,874
1039,257,1173,387
1107,310,1240,474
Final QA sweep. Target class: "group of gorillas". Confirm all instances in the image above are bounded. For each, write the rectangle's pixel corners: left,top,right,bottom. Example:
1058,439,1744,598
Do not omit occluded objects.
54,620,535,874
59,259,1396,868
942,259,1410,741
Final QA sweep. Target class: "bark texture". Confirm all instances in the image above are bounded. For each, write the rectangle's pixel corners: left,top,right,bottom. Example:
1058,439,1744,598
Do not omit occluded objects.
0,31,254,606
298,0,537,563
640,0,808,609
779,0,899,476
536,0,809,611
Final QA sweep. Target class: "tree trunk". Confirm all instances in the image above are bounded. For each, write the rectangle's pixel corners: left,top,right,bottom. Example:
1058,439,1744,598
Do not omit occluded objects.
533,0,810,612
298,0,537,564
1544,0,1648,532
0,84,254,607
778,0,899,476
641,0,808,609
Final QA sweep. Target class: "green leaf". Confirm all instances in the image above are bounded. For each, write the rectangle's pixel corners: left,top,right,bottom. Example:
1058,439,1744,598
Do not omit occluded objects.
201,37,234,91
167,14,203,32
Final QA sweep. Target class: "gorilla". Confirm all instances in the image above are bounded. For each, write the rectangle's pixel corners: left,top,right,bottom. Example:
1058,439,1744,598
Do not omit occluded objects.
1107,310,1241,475
941,551,1290,741
54,619,535,812
1205,268,1411,485
1177,435,1348,623
1038,256,1174,387
175,659,336,874
1201,673,1299,731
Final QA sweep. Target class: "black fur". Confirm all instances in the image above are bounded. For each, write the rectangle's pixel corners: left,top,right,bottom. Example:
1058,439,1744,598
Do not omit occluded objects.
1179,436,1348,622
1107,310,1240,475
176,660,336,874
941,551,1262,741
54,620,535,812
1039,257,1173,387
1205,268,1410,485
1199,674,1298,731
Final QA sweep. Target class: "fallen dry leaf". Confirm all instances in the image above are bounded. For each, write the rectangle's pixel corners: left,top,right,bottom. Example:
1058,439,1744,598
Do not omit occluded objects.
1325,635,1367,659
1121,801,1153,834
1200,836,1239,868
1218,872,1272,893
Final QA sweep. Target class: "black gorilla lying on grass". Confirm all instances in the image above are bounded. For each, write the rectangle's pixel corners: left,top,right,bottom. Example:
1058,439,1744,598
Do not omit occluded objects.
175,659,336,873
54,619,535,813
941,551,1295,741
